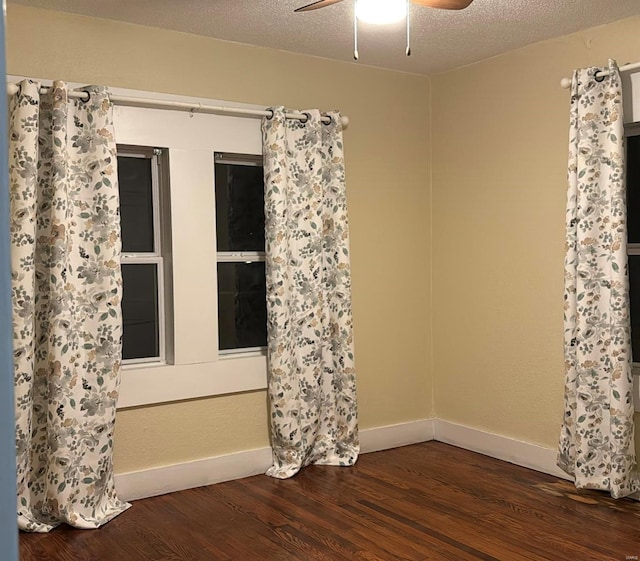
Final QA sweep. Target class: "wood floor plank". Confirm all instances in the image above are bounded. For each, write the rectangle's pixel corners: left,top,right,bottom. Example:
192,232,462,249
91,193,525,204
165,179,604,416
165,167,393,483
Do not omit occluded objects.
19,442,640,561
223,474,432,560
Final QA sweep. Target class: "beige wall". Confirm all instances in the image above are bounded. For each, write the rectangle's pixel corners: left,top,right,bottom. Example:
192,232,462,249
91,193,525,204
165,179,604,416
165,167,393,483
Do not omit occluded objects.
6,5,433,472
432,16,640,449
9,3,640,476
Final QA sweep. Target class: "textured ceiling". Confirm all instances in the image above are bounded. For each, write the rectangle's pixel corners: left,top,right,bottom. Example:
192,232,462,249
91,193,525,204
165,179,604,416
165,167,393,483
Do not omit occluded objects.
9,0,640,75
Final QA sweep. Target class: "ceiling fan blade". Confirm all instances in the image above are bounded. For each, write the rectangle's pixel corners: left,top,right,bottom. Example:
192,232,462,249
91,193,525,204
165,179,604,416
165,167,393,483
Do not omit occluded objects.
295,0,345,12
411,0,474,9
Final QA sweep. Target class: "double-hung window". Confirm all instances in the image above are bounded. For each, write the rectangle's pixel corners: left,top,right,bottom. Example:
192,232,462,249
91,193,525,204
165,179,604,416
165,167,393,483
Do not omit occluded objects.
627,127,640,357
117,145,171,364
626,124,640,411
103,85,268,407
214,152,267,354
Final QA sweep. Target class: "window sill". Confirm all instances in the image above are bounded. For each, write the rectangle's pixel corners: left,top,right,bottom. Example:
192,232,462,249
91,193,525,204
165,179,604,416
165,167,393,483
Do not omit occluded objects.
219,348,267,359
117,354,267,409
122,359,167,370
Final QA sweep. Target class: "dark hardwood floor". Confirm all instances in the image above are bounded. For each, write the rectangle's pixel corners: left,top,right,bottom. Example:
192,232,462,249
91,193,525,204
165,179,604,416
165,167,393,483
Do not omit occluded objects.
19,442,640,561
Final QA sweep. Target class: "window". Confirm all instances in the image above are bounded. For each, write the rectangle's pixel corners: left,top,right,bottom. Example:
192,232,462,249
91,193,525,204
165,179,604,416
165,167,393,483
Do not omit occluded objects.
214,153,267,353
117,145,172,364
5,78,270,406
626,126,640,365
626,124,640,412
107,85,267,407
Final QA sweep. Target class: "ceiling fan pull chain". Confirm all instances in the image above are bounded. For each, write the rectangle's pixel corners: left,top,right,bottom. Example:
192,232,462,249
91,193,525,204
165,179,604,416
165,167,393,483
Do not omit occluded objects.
353,3,359,60
406,0,411,56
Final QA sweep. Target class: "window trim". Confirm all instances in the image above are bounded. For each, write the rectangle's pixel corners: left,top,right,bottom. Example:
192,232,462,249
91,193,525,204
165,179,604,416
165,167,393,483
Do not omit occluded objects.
624,123,640,412
215,152,263,167
214,152,267,356
89,82,269,407
118,145,169,366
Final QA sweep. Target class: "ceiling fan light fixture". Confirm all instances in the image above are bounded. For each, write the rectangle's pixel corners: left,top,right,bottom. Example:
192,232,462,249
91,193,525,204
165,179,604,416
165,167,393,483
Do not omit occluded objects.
355,0,407,25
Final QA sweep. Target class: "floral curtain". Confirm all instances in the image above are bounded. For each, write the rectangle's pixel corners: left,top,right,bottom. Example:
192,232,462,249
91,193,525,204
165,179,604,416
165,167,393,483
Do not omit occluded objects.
10,80,130,531
262,107,359,478
558,60,640,499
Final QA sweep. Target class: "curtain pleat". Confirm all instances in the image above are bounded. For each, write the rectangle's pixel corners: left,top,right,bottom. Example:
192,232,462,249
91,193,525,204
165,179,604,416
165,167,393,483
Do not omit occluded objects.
558,61,640,499
262,107,359,478
10,80,129,531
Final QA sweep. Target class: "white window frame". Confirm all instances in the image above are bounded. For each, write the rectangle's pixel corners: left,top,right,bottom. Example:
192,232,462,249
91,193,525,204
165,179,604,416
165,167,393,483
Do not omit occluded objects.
110,84,268,408
119,145,167,366
625,121,640,344
622,71,640,412
7,77,271,408
214,152,267,357
625,122,640,411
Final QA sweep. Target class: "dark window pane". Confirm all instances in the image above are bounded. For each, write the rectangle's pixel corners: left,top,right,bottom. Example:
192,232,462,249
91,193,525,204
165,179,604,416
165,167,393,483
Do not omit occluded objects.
218,262,267,350
215,163,265,252
122,263,159,360
627,135,640,243
118,155,155,253
630,256,640,362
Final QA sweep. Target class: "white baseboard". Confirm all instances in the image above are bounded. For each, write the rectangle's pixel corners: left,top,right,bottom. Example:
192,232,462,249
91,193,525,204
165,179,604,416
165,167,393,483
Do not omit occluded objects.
115,418,571,502
115,447,273,502
434,419,572,481
115,419,436,502
359,418,435,453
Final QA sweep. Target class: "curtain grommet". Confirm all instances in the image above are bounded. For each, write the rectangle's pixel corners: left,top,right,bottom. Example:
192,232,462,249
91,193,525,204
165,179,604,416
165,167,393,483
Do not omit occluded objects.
266,109,275,120
322,115,333,126
594,71,605,83
79,90,91,103
300,112,311,124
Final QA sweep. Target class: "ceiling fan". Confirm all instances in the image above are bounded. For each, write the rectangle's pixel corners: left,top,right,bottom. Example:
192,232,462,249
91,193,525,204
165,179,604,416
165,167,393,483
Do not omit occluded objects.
295,0,475,59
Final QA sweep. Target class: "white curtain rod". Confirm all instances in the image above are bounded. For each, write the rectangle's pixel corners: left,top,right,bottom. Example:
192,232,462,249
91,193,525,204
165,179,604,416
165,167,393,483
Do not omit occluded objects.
560,60,640,89
5,82,350,129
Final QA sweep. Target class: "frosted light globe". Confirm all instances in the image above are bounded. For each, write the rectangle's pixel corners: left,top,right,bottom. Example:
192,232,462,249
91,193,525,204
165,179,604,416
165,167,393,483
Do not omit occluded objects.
355,0,407,25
